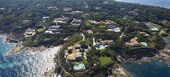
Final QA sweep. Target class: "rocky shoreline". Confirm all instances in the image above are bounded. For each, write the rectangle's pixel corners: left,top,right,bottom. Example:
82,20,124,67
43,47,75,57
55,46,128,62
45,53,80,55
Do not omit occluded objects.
0,34,16,45
122,47,170,65
9,45,63,77
109,64,133,77
121,33,170,64
114,47,170,77
1,34,63,77
1,32,170,77
5,43,24,56
137,34,170,64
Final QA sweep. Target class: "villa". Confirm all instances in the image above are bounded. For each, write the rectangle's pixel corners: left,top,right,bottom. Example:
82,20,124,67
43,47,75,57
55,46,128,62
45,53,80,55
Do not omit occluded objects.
70,18,82,26
145,22,160,31
47,6,58,10
24,28,36,38
100,20,121,32
88,20,100,24
42,16,50,19
105,23,121,32
64,43,90,71
125,37,140,47
65,44,83,61
100,20,117,25
53,17,69,24
107,26,121,32
44,25,61,34
63,7,73,12
94,39,114,50
125,37,149,47
150,27,159,31
66,52,83,61
70,10,84,15
138,31,149,37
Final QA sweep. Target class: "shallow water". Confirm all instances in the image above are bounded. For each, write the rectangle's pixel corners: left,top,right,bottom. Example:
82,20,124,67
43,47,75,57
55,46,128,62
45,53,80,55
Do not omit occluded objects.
0,36,58,77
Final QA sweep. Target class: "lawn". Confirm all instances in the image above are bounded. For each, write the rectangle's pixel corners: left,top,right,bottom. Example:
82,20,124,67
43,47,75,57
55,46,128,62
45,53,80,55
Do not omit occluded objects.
72,59,89,65
36,28,44,32
85,21,92,26
98,57,113,66
159,30,166,35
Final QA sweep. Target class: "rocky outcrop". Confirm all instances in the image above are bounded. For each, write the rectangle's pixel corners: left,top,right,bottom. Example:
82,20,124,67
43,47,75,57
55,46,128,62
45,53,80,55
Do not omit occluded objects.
109,64,132,77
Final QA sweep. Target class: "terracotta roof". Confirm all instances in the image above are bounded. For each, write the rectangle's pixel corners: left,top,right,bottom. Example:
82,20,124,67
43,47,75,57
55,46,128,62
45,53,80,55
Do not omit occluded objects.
66,52,82,60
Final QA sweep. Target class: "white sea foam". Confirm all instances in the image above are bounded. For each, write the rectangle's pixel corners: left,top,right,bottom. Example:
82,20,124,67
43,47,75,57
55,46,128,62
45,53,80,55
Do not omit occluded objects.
16,46,62,77
0,44,62,77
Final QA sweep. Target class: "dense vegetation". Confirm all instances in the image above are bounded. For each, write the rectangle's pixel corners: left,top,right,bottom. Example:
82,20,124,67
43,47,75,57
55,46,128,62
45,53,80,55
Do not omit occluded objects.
0,0,170,77
0,0,170,33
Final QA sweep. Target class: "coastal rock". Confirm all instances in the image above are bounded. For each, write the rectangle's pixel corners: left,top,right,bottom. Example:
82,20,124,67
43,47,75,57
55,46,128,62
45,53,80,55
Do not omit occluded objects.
109,64,132,77
159,51,170,64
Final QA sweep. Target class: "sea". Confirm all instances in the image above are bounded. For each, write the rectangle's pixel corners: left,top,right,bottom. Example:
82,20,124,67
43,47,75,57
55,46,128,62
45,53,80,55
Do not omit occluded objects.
123,60,170,77
0,0,170,77
1,36,170,77
0,36,58,77
115,0,170,9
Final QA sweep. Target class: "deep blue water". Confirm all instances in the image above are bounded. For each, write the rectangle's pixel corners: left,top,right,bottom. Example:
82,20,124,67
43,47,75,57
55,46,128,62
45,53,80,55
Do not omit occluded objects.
124,61,170,77
116,0,170,9
0,36,57,77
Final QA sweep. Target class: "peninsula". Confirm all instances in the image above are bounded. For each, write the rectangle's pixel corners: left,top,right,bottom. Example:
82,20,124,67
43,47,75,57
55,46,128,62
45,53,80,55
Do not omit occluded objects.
0,0,170,77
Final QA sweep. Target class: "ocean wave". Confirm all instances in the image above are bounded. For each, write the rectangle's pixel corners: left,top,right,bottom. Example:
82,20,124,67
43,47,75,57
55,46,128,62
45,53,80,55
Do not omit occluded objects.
0,37,62,77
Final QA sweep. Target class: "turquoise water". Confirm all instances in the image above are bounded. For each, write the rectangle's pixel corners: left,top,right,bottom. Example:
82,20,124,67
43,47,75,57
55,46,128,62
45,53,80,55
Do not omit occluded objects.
0,36,14,55
116,0,170,9
0,36,57,77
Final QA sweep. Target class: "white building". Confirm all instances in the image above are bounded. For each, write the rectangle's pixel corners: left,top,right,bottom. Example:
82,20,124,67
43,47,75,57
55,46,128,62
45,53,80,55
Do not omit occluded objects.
24,28,36,38
53,17,69,24
107,27,121,32
45,25,61,34
71,18,82,26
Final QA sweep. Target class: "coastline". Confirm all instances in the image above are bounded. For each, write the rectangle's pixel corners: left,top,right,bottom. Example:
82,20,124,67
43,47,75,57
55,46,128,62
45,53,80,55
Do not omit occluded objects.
1,33,63,77
5,43,24,56
110,64,133,77
14,45,63,77
0,34,22,56
123,32,170,64
120,50,170,76
0,34,17,56
120,47,170,77
0,34,16,46
11,45,63,77
0,34,169,77
123,48,170,65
